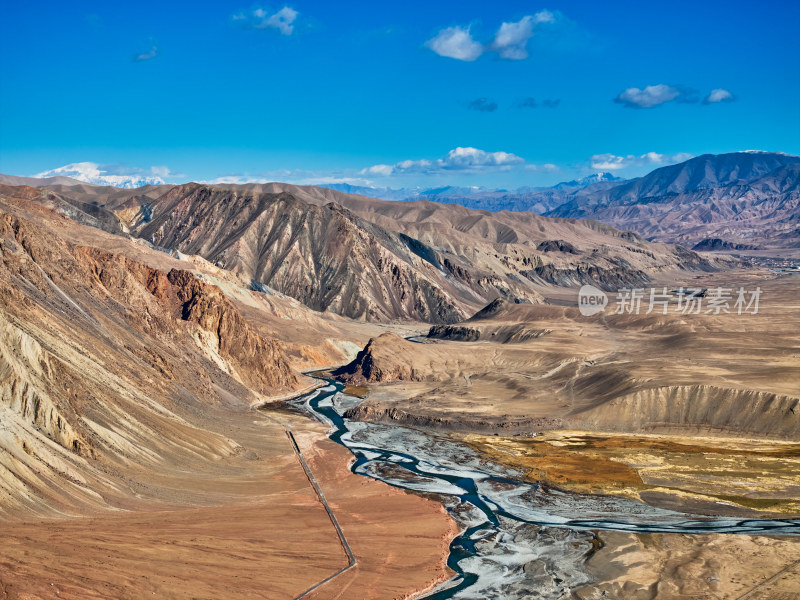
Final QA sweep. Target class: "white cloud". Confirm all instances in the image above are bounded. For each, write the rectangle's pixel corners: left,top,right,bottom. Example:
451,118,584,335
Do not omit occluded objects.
426,26,483,61
362,164,395,177
133,45,158,62
149,165,172,178
264,6,298,35
427,10,558,62
293,176,375,186
704,88,735,104
33,162,170,188
590,152,693,171
203,171,376,187
613,84,698,109
443,147,524,170
362,147,525,177
525,163,560,172
491,11,554,60
590,154,627,170
233,6,298,35
204,175,269,185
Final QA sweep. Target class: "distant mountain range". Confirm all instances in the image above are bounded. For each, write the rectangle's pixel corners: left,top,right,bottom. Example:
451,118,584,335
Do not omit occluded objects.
324,152,800,250
2,151,797,251
546,152,800,250
322,172,624,213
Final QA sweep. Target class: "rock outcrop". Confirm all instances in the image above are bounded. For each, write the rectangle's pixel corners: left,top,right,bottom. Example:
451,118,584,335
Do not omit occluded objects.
427,324,550,344
75,248,298,394
333,333,426,384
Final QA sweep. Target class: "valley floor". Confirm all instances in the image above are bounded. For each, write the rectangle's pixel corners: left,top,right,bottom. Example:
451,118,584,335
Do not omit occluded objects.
0,413,455,600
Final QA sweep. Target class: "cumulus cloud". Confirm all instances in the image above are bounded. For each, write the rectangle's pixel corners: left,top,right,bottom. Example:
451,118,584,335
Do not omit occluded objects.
233,5,298,35
703,88,736,104
362,147,525,177
613,84,698,109
441,147,524,170
467,97,498,112
491,11,555,60
34,162,172,188
133,45,158,62
427,10,559,62
362,164,395,177
590,152,693,171
425,26,483,61
204,175,268,185
149,165,172,178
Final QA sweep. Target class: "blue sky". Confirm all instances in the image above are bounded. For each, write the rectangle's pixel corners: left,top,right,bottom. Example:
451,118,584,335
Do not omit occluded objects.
1,0,798,188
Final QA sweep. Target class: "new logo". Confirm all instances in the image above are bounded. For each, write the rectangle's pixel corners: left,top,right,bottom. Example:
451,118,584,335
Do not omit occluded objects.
578,285,608,316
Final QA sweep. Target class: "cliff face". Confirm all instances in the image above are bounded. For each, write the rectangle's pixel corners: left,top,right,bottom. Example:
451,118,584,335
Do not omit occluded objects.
75,248,298,394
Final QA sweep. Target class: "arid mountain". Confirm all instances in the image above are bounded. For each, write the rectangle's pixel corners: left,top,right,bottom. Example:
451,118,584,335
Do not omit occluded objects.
0,195,304,516
5,151,797,253
132,184,478,322
0,176,797,598
0,182,168,236
547,152,800,249
0,174,84,187
304,153,800,251
0,180,718,323
278,153,800,251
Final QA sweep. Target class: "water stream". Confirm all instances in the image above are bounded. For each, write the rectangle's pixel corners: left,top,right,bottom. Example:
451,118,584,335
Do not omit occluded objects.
287,381,800,599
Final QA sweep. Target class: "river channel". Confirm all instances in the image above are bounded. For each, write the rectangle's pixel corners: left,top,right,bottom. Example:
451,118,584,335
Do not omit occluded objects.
286,381,800,599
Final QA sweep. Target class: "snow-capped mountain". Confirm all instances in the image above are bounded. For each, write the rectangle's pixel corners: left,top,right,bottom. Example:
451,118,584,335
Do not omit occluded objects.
550,172,622,189
33,162,166,189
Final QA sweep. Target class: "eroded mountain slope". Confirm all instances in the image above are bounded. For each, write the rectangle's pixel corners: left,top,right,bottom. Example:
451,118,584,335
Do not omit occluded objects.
1,181,720,323
0,198,302,516
547,153,800,249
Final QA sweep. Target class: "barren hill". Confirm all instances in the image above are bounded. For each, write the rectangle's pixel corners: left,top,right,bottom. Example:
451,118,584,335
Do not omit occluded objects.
0,180,719,322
